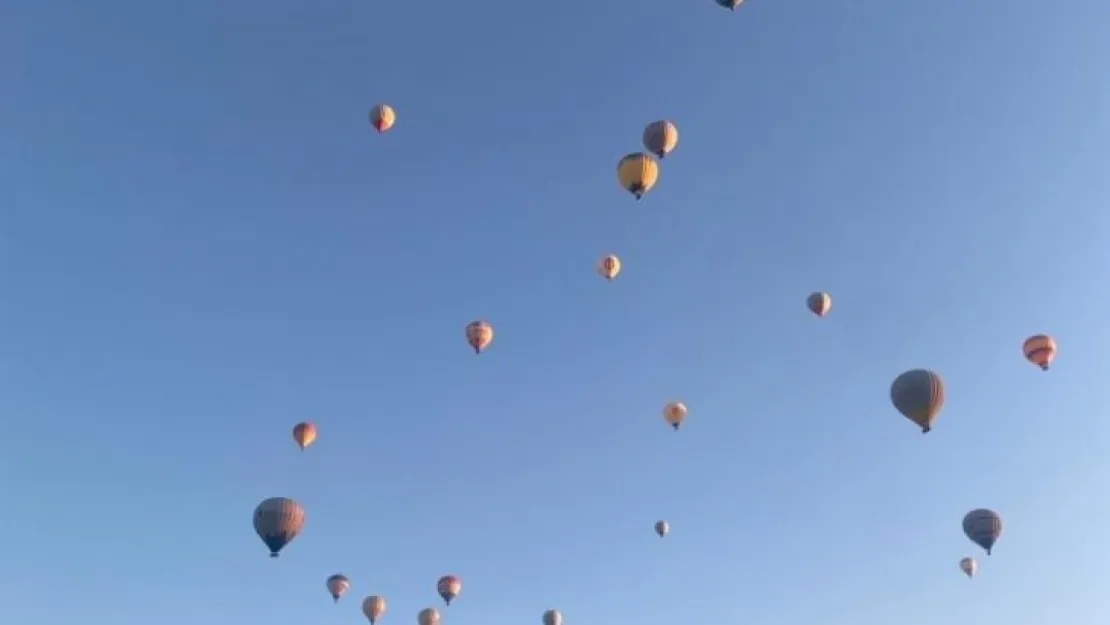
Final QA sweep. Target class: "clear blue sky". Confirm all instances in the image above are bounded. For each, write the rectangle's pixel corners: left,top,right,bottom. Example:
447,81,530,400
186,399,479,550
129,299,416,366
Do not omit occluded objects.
2,0,1109,623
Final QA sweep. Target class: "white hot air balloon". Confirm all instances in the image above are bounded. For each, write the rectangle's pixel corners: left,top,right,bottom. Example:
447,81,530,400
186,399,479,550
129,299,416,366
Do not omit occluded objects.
959,557,977,579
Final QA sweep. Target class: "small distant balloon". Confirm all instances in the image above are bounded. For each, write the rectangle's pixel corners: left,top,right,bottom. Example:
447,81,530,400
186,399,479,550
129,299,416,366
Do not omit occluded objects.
543,609,563,625
663,401,688,430
437,575,461,606
252,497,305,558
370,104,395,133
616,152,660,200
890,369,944,433
715,0,743,9
806,292,831,317
327,574,350,603
654,520,669,538
293,421,317,451
642,121,679,159
363,596,387,624
959,557,977,579
465,321,494,354
598,255,621,281
963,509,1002,555
1022,334,1057,370
418,608,440,625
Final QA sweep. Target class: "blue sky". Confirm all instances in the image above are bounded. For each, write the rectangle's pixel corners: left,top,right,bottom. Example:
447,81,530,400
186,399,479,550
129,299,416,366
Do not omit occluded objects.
2,0,1110,623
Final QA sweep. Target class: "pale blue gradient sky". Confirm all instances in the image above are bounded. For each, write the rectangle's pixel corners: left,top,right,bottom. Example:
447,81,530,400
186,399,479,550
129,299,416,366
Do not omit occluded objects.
2,1,1110,624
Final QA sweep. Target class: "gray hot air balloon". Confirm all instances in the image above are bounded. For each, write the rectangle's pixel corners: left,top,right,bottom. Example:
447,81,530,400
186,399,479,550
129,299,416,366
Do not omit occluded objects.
253,497,305,557
890,369,945,433
963,509,1003,555
542,609,563,625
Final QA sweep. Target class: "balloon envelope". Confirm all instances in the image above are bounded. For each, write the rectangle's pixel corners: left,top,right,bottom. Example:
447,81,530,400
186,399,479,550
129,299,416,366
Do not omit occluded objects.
437,575,461,605
327,574,350,602
253,497,305,557
963,509,1002,554
890,369,944,433
363,596,387,624
654,520,669,537
1023,334,1057,370
959,557,977,578
543,609,563,625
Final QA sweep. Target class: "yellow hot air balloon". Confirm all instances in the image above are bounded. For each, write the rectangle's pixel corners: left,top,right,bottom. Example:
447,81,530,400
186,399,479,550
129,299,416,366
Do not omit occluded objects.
617,152,659,200
806,292,831,317
597,255,621,280
370,104,395,133
663,401,687,430
363,596,387,624
642,121,679,159
418,608,440,625
292,421,317,451
1022,334,1056,370
465,321,494,354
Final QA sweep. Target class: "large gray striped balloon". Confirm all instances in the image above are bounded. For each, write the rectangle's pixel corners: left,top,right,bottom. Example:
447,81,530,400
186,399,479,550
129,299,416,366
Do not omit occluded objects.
253,497,305,558
963,508,1002,555
890,369,945,433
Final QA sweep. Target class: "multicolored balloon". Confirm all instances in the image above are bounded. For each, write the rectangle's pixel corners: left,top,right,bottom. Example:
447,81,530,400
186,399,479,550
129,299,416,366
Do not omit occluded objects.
327,574,350,602
963,509,1003,555
890,369,945,433
437,575,461,606
642,121,678,159
806,292,831,317
465,321,494,354
663,401,688,430
252,497,305,558
370,104,395,133
1022,334,1057,370
363,596,387,624
293,421,317,451
597,255,621,281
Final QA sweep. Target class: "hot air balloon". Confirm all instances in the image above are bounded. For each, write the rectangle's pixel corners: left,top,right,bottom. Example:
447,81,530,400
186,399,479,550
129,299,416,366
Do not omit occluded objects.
1022,334,1057,370
663,401,687,430
598,255,621,280
437,575,461,606
890,369,944,433
363,596,387,624
642,121,678,159
617,152,659,200
293,421,317,451
715,0,743,9
806,292,831,317
327,574,350,603
253,497,305,558
543,609,563,625
963,509,1002,555
654,520,669,538
418,608,440,625
370,104,395,133
465,321,493,354
959,557,977,579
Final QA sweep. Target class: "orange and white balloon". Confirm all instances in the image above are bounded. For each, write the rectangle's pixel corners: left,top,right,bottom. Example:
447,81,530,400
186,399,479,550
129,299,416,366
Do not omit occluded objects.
370,104,395,133
663,401,687,430
597,255,621,280
465,321,493,355
363,596,387,624
1022,334,1057,370
292,421,317,451
806,292,831,317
